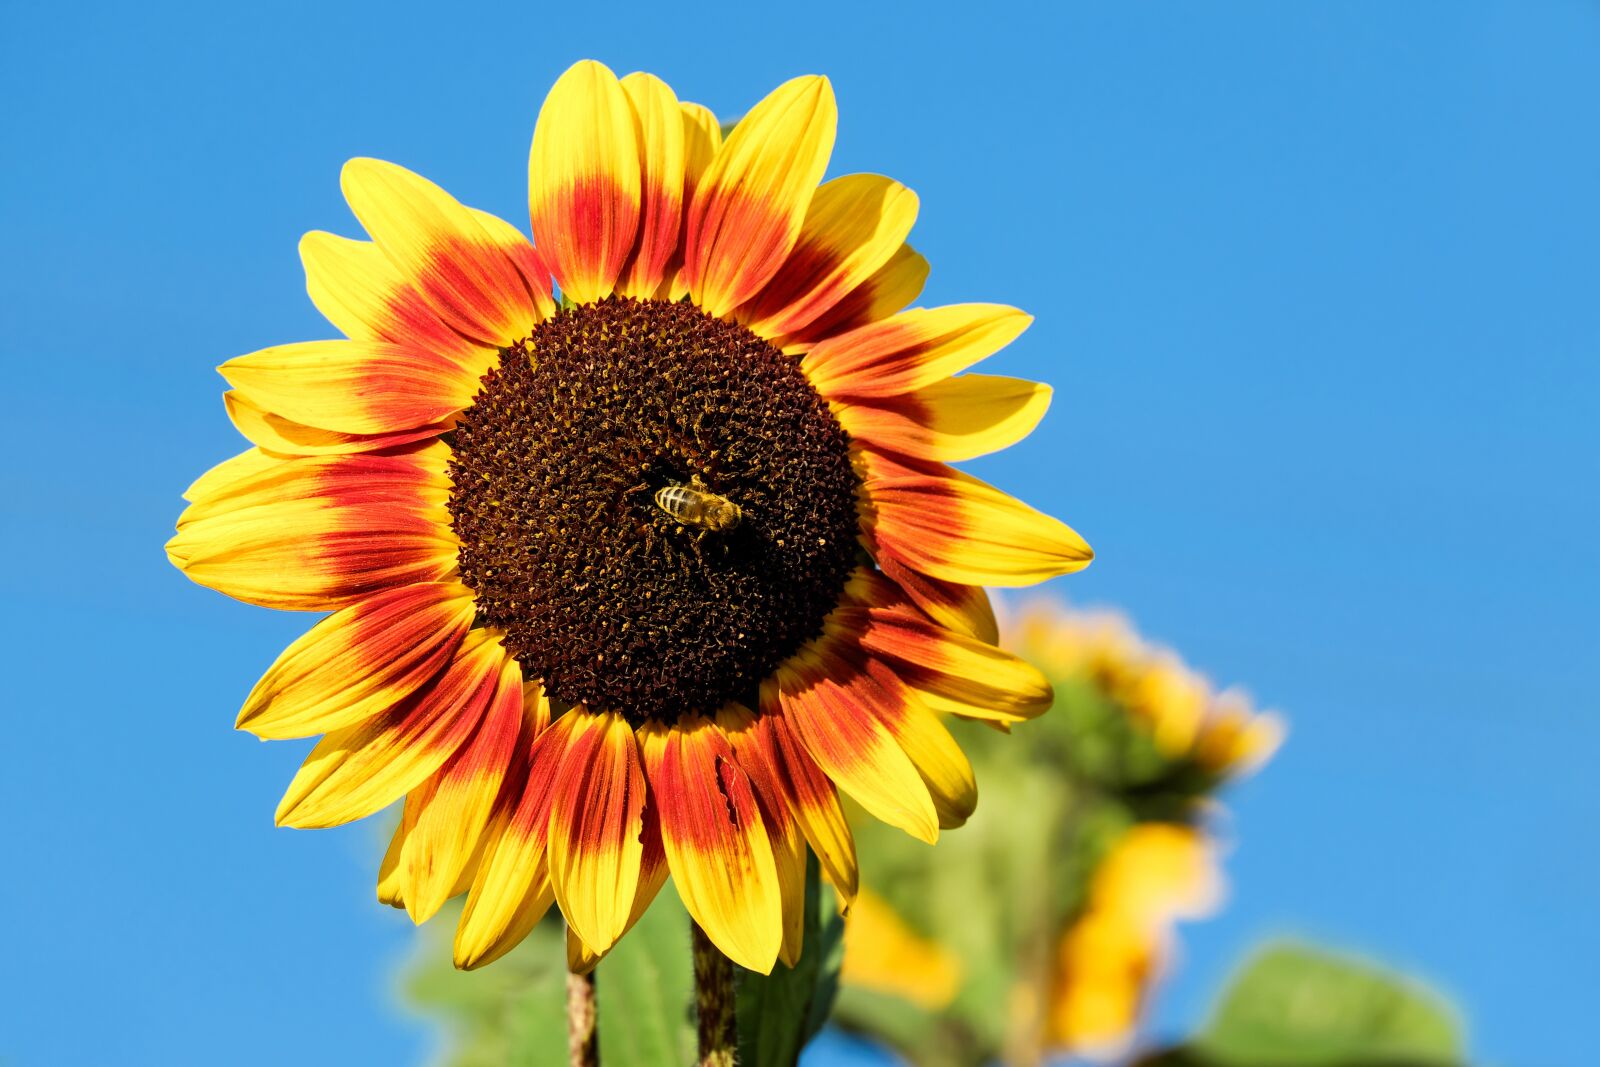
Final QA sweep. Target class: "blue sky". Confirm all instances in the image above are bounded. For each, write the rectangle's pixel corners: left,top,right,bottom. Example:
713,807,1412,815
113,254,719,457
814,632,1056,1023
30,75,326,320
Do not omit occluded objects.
3,2,1595,1065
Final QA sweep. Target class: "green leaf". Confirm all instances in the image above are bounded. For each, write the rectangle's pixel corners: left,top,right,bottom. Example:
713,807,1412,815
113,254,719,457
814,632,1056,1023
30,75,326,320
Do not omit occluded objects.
594,887,697,1067
735,853,847,1067
1190,941,1466,1067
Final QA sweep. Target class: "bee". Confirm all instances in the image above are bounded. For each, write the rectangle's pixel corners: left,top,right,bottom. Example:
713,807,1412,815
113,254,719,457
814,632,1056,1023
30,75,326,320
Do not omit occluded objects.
654,474,742,535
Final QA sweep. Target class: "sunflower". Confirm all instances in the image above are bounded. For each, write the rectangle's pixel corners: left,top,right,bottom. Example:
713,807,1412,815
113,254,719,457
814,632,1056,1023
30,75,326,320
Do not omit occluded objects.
167,59,1092,976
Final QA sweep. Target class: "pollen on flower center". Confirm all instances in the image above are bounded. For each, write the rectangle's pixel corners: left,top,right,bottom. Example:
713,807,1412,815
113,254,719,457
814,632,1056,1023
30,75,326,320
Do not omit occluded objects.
448,296,861,724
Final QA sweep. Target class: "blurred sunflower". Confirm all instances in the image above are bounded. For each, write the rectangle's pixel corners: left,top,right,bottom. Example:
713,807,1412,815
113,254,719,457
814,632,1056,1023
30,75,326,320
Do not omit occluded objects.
167,59,1091,974
1012,603,1284,780
1043,823,1221,1058
832,601,1281,1067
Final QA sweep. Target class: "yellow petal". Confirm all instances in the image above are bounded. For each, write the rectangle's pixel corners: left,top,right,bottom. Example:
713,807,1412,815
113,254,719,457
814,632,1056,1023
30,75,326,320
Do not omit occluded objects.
219,339,479,435
841,888,961,1010
803,304,1032,399
847,653,977,830
773,652,939,845
397,654,524,923
298,230,489,367
182,447,284,503
770,243,930,353
546,710,647,954
237,580,476,740
679,102,722,198
528,60,641,305
739,174,918,341
639,718,783,972
859,449,1093,587
274,631,507,828
834,375,1052,462
616,71,686,299
340,158,539,347
684,75,837,317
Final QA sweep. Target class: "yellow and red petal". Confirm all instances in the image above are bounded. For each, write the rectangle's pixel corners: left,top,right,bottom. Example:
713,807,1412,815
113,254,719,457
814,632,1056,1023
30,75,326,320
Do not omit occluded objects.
273,628,509,829
546,709,647,955
528,60,641,305
219,340,479,435
452,705,581,970
683,75,837,318
833,374,1051,463
298,231,488,369
466,206,558,321
182,447,284,504
873,554,998,645
770,243,929,353
802,304,1031,400
858,448,1093,588
664,102,725,301
379,792,490,911
223,391,453,458
566,808,669,975
772,650,939,845
717,704,808,964
738,174,918,341
394,652,525,923
680,102,722,203
615,72,686,300
341,158,539,348
838,583,1052,726
747,707,858,909
237,580,475,740
840,652,977,829
168,447,456,611
639,716,783,973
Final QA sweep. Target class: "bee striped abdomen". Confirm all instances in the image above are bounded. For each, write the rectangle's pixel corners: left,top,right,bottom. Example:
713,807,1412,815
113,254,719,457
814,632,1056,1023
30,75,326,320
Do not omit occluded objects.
654,479,742,532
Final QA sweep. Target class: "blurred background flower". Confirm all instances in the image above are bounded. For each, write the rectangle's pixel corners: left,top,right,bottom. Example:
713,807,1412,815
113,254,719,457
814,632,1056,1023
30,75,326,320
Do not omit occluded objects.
830,599,1281,1067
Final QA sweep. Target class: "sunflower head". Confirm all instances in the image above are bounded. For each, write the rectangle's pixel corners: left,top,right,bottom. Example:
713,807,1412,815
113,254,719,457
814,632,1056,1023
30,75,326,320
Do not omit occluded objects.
168,59,1091,975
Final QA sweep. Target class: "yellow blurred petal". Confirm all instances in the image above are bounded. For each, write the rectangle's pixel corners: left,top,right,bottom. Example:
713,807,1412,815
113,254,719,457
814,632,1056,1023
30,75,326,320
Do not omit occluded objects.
841,889,961,1011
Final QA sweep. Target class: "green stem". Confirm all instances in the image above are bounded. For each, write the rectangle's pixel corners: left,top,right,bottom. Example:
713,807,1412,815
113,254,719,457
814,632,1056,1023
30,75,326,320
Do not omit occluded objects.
691,921,736,1067
566,959,600,1067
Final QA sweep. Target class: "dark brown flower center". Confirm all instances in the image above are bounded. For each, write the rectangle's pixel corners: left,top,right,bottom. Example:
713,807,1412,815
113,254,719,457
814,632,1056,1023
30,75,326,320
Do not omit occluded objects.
448,296,860,724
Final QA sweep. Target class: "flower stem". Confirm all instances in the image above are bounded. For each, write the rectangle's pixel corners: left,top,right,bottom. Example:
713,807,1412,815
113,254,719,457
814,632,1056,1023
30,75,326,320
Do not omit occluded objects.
566,965,599,1067
691,921,736,1067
